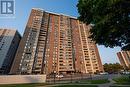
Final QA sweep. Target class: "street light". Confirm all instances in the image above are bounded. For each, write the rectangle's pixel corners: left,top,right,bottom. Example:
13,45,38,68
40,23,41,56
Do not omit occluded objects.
53,70,56,84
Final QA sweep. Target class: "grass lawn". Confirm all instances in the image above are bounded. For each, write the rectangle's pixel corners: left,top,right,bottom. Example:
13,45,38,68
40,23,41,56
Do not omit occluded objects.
113,75,130,85
0,83,47,87
53,85,98,87
79,79,110,84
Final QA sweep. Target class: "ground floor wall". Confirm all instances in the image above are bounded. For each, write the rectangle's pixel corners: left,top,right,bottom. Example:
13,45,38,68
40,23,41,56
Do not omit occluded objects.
0,75,46,84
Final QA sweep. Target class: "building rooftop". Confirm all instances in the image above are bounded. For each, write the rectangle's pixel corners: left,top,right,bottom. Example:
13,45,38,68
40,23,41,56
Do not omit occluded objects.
32,8,77,19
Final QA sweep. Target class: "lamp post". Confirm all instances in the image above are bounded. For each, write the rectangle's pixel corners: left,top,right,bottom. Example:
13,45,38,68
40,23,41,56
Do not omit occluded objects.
53,70,56,84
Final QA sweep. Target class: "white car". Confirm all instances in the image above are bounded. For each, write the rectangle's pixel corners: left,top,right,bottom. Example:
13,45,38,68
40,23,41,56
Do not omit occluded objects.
100,72,108,75
56,75,64,78
122,71,130,75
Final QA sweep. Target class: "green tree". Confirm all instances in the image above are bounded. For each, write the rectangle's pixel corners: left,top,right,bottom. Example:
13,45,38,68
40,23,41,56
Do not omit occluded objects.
77,0,130,50
103,63,123,73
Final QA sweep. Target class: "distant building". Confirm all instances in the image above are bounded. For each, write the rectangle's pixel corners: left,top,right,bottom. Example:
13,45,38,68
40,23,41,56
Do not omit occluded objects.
117,51,130,69
10,8,103,75
0,29,21,74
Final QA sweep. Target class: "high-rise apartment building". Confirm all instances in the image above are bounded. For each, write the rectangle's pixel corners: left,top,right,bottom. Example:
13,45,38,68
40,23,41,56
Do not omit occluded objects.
0,29,21,74
10,8,103,75
117,51,130,69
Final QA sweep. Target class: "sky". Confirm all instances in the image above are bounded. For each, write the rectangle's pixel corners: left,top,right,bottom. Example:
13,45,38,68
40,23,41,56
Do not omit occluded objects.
0,0,121,64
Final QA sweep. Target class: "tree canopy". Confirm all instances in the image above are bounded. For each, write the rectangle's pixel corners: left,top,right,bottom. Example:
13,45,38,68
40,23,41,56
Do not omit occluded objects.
103,63,123,73
77,0,130,50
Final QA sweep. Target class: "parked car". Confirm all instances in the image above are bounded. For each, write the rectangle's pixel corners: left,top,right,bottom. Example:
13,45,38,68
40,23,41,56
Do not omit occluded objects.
122,71,130,75
56,74,64,78
99,72,108,75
